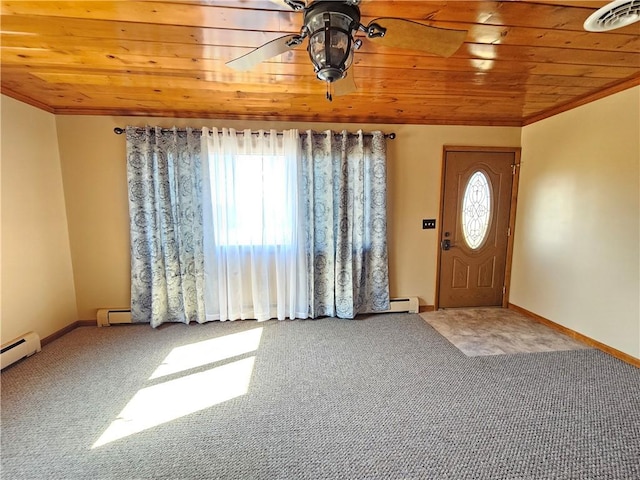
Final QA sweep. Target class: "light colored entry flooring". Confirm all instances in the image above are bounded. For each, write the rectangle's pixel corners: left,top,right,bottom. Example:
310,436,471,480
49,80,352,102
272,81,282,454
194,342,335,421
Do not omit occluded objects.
420,307,591,357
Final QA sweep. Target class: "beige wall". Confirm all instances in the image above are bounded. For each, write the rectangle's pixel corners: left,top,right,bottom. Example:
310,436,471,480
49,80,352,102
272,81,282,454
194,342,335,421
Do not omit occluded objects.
55,115,520,319
511,86,640,358
1,95,78,344
7,89,638,358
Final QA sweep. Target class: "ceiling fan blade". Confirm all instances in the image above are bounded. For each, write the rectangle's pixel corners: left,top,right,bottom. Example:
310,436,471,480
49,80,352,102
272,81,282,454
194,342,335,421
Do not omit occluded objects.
226,34,300,71
334,71,357,97
367,18,467,57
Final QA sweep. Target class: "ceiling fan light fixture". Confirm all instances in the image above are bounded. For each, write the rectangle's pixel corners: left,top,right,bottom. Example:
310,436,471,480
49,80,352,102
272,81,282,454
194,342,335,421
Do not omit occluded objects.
584,0,640,31
225,0,467,98
304,2,361,82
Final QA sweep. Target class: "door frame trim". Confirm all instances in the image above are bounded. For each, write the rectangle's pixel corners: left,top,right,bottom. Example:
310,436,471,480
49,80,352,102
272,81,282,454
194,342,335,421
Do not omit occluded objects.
434,146,521,310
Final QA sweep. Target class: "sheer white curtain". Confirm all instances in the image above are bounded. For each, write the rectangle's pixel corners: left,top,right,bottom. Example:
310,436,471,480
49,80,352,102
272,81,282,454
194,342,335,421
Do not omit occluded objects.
201,128,308,321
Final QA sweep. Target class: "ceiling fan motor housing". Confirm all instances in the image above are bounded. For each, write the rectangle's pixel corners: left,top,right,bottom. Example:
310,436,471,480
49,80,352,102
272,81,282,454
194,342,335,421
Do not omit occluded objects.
304,1,361,82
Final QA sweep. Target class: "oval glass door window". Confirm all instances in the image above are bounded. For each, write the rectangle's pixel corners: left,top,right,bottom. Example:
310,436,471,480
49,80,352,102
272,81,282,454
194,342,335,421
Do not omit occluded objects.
462,171,491,249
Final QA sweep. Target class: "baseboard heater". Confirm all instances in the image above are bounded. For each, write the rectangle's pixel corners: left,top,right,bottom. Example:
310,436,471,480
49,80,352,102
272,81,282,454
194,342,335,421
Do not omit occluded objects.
96,299,417,325
97,308,133,327
1,332,41,370
374,297,419,314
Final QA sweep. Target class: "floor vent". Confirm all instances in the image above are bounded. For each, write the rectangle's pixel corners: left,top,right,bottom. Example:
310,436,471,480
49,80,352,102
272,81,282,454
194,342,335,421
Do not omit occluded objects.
97,309,133,327
1,332,41,370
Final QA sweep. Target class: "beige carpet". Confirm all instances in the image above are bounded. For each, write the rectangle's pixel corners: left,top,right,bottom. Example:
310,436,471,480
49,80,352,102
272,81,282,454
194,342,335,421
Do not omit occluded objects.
420,307,591,357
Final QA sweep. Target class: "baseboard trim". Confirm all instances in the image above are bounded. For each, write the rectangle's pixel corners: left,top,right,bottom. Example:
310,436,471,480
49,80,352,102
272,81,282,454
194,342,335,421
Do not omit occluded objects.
419,305,435,313
41,320,96,347
508,303,639,368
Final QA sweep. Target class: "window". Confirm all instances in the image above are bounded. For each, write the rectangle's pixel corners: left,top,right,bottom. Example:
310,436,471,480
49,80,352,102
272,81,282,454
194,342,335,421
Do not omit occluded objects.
462,171,491,249
209,154,293,247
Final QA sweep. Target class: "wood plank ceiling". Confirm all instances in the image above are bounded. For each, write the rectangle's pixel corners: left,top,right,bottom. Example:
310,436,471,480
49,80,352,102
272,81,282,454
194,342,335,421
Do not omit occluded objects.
1,0,639,126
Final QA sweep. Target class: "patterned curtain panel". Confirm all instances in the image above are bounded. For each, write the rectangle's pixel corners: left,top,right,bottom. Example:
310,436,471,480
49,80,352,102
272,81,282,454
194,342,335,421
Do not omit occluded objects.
301,130,390,318
126,126,206,327
200,128,309,321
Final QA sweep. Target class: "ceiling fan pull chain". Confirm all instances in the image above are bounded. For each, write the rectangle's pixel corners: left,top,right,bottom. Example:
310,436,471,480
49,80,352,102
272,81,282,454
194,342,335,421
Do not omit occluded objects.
326,81,333,102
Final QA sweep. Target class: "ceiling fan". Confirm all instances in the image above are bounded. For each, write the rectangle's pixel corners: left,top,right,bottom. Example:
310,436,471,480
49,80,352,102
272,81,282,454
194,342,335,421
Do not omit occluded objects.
225,0,468,99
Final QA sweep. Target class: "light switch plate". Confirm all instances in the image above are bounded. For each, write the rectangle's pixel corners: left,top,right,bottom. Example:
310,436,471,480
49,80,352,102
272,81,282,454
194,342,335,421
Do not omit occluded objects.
423,219,436,229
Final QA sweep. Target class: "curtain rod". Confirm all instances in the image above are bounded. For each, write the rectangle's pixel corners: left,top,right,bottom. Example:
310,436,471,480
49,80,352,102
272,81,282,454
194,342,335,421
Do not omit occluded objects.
113,127,395,139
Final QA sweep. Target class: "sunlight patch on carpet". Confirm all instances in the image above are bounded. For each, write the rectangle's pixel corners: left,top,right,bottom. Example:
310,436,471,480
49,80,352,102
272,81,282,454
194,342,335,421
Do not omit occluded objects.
150,328,263,380
92,328,262,448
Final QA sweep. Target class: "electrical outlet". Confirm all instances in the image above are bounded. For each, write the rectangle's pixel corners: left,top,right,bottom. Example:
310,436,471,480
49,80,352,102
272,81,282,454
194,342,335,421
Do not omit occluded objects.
423,219,436,229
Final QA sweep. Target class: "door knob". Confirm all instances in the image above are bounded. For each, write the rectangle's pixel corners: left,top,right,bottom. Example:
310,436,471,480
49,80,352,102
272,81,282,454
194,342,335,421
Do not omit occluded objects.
441,239,452,250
